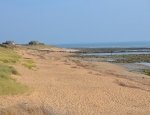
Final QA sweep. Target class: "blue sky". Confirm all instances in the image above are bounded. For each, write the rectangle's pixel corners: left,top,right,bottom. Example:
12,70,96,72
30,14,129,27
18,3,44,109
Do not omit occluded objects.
0,0,150,44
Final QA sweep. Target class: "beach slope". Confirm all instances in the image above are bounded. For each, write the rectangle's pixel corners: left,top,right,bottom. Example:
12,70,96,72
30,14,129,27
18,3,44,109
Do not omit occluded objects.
0,47,150,115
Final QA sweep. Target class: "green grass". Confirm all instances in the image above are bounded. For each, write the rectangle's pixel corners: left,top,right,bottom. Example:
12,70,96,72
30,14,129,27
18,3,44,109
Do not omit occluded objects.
0,47,20,64
143,69,150,76
0,64,27,95
0,46,27,95
23,59,36,69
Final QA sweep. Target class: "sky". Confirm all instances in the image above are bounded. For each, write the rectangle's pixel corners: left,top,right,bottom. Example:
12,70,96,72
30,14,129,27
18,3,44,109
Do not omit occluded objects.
0,0,150,44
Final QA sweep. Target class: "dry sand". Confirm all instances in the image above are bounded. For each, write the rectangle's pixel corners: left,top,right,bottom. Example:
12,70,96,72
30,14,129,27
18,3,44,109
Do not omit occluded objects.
0,48,150,115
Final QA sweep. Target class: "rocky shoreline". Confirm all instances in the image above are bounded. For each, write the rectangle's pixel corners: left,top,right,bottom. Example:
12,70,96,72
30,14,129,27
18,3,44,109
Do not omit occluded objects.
71,48,150,76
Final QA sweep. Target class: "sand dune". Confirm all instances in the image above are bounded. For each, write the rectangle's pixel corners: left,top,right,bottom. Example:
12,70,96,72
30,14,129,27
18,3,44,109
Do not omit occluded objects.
0,48,150,115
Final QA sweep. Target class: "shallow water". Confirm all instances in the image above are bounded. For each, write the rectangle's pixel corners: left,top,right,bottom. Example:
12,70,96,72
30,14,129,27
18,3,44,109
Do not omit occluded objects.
82,52,150,56
58,41,150,48
137,62,150,67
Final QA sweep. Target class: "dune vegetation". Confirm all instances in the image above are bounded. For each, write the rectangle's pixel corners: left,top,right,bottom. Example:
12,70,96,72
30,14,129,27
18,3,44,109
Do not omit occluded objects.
0,47,20,64
0,47,27,95
143,69,150,76
0,64,27,95
23,59,36,69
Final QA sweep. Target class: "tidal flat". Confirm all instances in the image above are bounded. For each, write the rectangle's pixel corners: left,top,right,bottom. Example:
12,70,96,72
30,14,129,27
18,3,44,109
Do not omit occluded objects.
72,48,150,76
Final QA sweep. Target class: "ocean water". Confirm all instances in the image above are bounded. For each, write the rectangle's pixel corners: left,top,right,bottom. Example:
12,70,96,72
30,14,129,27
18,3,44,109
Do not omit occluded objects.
137,62,150,67
82,52,150,56
58,41,150,48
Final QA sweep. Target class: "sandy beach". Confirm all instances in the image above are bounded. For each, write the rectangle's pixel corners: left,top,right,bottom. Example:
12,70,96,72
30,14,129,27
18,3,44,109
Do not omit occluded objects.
0,47,150,115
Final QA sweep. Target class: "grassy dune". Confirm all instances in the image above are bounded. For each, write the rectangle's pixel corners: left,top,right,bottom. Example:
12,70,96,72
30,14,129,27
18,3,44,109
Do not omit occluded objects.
23,59,36,69
0,47,20,64
0,64,27,95
0,47,27,95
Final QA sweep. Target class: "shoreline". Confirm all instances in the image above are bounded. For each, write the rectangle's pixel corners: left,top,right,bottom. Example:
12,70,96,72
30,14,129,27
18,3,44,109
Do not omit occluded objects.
72,47,150,53
70,47,150,77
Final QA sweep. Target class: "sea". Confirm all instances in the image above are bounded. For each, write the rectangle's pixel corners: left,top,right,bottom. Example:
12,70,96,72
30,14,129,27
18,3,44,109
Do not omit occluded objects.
57,41,150,56
57,41,150,67
58,41,150,48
